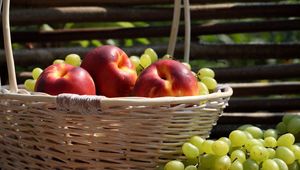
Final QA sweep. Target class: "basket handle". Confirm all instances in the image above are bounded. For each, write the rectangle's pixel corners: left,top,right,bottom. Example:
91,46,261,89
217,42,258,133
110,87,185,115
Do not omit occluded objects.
2,0,18,93
168,0,191,63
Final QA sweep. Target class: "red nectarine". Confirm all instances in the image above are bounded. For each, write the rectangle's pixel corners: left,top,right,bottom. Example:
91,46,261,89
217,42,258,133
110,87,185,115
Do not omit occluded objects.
133,59,199,97
81,45,137,97
35,63,96,95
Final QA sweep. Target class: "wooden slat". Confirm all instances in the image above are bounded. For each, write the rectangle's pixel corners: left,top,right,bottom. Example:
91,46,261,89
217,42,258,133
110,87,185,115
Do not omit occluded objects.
226,98,300,112
189,43,300,60
11,0,282,7
214,64,300,82
7,3,300,25
218,112,284,124
1,43,300,67
8,19,300,43
228,82,300,96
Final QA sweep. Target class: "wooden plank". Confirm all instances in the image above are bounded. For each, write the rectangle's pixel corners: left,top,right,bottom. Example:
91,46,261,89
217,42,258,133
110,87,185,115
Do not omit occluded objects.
228,82,300,96
226,98,300,112
7,3,300,25
8,19,300,43
218,112,284,124
11,0,282,7
214,64,300,82
1,44,300,67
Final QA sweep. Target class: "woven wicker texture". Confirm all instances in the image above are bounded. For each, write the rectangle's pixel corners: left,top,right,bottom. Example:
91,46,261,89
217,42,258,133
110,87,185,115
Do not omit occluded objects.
0,87,231,170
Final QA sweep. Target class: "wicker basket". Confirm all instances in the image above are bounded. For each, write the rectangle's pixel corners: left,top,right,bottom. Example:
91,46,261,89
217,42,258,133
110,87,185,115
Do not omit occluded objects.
0,0,232,169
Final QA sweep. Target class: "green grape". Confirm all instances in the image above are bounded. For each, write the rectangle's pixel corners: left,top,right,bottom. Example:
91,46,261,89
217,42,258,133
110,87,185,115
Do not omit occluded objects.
53,59,65,64
245,138,263,152
249,145,269,162
277,133,295,147
218,137,231,147
182,142,200,159
162,54,172,59
287,161,299,170
244,131,254,139
183,158,198,167
273,158,288,170
237,124,253,131
184,165,197,170
197,164,209,170
286,117,300,135
289,145,300,159
65,53,81,66
24,79,36,92
261,159,279,170
201,140,214,154
200,154,216,169
129,56,141,68
276,122,287,134
230,149,246,163
282,114,297,125
32,67,43,80
197,82,209,95
229,130,248,147
201,77,217,91
189,136,205,154
144,48,158,63
264,129,279,139
164,160,184,170
213,155,231,170
212,140,229,156
245,126,263,139
267,148,276,158
259,138,265,145
140,53,152,68
181,62,191,71
275,146,295,165
243,159,259,170
229,160,243,170
197,68,215,79
264,136,277,148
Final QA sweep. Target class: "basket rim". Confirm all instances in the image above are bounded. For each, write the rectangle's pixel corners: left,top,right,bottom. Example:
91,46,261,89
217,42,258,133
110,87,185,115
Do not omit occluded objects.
0,84,232,107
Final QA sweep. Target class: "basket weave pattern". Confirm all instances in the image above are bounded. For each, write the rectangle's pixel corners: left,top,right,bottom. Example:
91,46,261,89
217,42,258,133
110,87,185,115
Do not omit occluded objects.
0,87,230,169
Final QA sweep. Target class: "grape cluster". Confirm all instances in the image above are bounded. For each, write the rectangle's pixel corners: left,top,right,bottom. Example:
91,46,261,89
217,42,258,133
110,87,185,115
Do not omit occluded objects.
162,114,300,170
129,48,158,74
196,68,217,95
24,54,82,91
276,114,300,142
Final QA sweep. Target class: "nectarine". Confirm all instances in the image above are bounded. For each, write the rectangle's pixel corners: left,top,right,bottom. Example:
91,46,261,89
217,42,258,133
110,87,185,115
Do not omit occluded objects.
81,45,137,97
35,63,96,95
133,59,199,97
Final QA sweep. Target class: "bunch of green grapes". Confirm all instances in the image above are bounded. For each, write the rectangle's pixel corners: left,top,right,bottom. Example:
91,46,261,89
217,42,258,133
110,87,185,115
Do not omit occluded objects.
129,48,158,74
24,67,43,91
24,54,82,91
196,68,217,95
53,53,82,66
162,118,300,170
276,114,300,142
